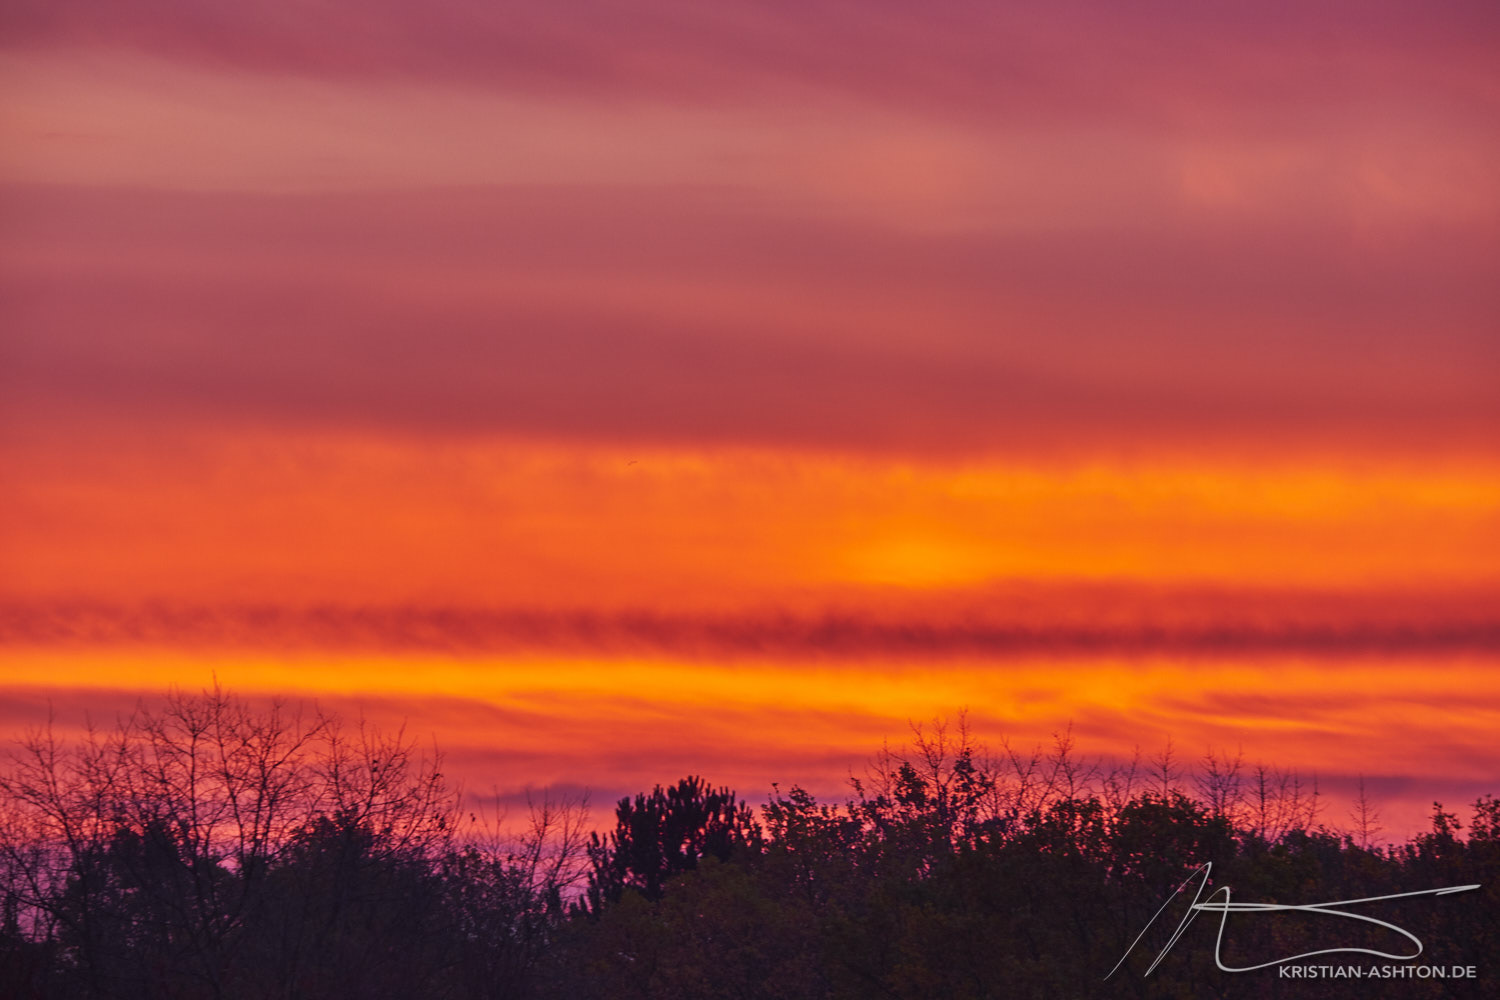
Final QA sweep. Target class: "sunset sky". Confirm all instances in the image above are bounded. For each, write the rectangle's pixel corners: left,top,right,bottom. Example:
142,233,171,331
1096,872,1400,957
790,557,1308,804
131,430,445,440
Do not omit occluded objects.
2,0,1497,837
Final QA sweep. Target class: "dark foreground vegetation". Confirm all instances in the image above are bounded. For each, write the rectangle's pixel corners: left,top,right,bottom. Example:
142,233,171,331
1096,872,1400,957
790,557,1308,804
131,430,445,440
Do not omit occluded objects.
1,690,1494,999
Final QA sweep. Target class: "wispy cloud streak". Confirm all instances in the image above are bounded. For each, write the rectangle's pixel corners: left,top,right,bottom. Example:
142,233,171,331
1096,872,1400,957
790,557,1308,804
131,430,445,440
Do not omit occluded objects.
2,599,1497,660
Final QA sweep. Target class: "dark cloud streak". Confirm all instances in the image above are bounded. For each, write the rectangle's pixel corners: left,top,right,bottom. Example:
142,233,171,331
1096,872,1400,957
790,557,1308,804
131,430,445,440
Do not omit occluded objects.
3,600,1496,661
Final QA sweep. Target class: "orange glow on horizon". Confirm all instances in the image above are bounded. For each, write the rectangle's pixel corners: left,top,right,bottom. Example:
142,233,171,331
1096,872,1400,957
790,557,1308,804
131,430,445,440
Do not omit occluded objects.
4,5,1497,849
5,424,1496,839
3,427,1496,608
3,644,1496,839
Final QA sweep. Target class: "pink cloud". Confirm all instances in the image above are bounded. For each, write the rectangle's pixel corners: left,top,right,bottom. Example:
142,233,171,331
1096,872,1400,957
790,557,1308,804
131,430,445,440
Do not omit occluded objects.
2,0,1495,134
2,184,1495,452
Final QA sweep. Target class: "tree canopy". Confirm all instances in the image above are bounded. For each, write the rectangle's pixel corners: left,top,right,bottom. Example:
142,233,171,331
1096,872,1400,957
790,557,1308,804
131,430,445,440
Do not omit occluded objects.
1,692,1493,999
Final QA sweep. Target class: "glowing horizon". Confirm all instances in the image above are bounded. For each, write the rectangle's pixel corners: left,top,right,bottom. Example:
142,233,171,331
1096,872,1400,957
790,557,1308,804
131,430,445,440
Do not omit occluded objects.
2,0,1497,841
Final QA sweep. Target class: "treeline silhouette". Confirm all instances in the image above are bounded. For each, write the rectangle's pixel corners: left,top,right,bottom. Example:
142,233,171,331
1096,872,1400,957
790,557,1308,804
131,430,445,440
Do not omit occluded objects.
1,689,1494,999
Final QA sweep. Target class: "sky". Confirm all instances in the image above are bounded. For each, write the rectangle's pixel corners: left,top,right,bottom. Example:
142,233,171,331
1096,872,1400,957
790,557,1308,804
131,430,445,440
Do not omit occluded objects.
1,0,1497,837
